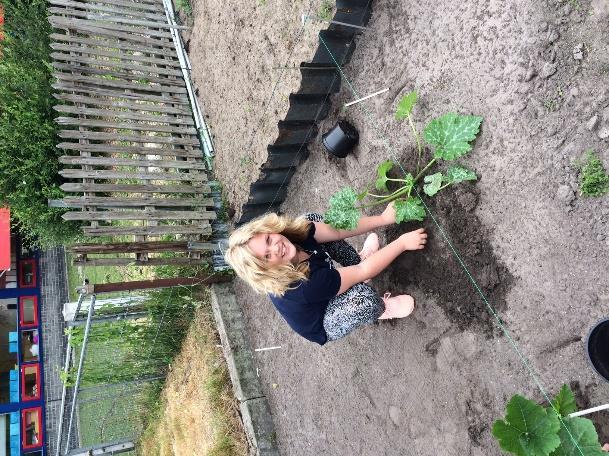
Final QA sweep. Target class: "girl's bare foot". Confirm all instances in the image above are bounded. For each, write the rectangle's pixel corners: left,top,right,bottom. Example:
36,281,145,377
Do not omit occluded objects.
378,292,415,319
359,233,380,260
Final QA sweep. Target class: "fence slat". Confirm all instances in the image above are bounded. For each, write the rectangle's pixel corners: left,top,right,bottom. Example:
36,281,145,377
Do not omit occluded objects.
48,7,188,30
52,83,190,105
59,156,205,169
69,241,216,254
54,105,194,125
72,257,210,267
48,0,167,22
53,72,188,94
53,94,191,115
57,142,201,158
54,0,163,13
60,183,210,193
59,169,207,182
62,210,217,221
58,130,199,145
49,16,174,39
50,43,181,68
82,224,212,236
53,62,185,87
55,117,197,135
50,33,178,58
51,53,183,77
50,197,214,208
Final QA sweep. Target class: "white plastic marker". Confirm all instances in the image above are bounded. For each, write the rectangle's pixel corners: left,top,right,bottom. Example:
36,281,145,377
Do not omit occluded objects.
345,88,390,108
301,13,369,30
568,403,609,418
254,346,282,352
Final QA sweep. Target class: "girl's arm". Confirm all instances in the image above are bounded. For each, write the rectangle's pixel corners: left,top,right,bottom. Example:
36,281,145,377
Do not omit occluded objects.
313,203,396,243
336,228,427,294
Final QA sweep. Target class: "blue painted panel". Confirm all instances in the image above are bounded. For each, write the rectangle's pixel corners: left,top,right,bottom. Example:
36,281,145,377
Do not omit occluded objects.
10,412,19,424
10,422,19,435
8,341,18,353
9,370,18,380
8,331,18,342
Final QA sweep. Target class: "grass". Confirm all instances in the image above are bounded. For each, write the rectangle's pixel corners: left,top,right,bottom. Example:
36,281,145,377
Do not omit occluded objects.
578,150,609,197
175,0,192,17
138,293,248,455
318,0,334,21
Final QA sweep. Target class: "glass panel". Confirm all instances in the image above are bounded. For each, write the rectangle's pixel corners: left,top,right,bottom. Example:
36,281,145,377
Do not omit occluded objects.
0,299,18,404
19,261,35,288
20,330,39,363
19,297,36,326
21,366,39,400
0,413,10,456
22,408,41,448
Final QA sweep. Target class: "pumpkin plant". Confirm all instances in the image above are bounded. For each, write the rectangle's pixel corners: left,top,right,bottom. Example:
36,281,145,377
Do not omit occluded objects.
492,384,606,456
324,91,483,229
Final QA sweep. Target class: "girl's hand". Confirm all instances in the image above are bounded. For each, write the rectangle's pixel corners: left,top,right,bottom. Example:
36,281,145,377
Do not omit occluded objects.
399,228,427,251
380,202,397,225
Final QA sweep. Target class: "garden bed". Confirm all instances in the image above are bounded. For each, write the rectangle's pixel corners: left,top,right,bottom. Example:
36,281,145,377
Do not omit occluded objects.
188,0,609,454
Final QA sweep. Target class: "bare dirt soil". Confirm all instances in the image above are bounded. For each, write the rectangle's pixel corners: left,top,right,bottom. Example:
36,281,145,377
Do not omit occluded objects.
188,0,609,454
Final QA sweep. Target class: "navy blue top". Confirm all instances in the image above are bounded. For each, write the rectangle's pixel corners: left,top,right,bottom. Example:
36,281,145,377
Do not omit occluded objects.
269,223,341,345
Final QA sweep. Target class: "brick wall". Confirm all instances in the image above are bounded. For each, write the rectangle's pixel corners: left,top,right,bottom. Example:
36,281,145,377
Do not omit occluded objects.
40,247,79,455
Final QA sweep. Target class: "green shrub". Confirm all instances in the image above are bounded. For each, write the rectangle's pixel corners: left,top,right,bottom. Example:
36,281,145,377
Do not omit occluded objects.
0,0,81,246
578,150,609,197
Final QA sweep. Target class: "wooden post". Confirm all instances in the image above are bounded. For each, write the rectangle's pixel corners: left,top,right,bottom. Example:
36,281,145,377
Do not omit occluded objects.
92,275,231,294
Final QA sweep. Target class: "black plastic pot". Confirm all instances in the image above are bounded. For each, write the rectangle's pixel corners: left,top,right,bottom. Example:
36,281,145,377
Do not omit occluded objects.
322,120,359,158
586,318,609,382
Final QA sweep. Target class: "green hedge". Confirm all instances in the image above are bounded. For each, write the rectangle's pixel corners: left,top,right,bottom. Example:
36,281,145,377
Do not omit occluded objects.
0,0,80,246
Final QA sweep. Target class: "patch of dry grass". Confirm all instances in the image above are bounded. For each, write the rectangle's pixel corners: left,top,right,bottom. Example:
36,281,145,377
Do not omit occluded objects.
138,291,248,456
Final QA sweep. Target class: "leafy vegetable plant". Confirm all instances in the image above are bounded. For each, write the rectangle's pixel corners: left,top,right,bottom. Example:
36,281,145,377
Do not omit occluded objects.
578,150,609,197
324,91,483,229
492,384,606,456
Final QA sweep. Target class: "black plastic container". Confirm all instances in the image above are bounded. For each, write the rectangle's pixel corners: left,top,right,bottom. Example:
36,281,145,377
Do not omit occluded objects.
322,120,359,158
586,318,609,382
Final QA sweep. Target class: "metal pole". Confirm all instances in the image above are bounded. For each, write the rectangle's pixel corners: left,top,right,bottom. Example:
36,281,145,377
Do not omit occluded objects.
55,292,86,456
64,295,97,455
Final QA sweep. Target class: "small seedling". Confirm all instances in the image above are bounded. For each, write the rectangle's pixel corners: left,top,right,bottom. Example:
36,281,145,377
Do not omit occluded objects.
578,150,609,197
492,384,605,456
318,0,334,21
175,0,192,17
324,91,482,229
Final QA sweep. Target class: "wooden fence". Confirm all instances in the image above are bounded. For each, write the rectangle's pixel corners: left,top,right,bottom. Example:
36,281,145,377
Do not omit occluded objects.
47,0,225,268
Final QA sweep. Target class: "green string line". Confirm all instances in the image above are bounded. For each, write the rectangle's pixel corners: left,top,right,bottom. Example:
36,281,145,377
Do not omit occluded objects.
318,33,586,456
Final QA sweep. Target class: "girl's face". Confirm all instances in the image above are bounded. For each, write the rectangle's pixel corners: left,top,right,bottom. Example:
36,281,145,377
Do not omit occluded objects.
247,232,298,266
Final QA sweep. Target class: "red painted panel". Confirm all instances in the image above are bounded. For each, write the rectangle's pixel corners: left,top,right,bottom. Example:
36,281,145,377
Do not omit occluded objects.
0,208,10,270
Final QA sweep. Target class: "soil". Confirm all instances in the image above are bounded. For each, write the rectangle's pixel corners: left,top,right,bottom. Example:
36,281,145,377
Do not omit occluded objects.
187,0,609,454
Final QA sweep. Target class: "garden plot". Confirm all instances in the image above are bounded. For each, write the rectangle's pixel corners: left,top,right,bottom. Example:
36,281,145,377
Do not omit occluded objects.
188,0,609,454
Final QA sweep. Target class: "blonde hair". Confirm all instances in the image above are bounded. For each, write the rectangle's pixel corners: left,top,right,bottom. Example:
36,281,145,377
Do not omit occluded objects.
224,213,312,296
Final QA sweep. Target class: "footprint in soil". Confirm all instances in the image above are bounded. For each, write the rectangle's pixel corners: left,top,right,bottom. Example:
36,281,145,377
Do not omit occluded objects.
384,186,514,337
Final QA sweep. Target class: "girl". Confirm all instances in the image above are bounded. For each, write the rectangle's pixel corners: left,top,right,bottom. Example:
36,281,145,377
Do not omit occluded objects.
224,203,427,345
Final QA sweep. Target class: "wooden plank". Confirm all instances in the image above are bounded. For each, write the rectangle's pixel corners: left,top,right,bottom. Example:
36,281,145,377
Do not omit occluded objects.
48,0,167,22
53,62,185,87
91,275,232,293
47,7,188,30
58,130,199,145
60,183,210,193
56,0,163,13
69,241,217,254
53,72,187,94
53,94,191,115
50,196,214,208
51,53,183,77
82,224,212,236
48,16,174,39
72,257,209,267
59,156,205,169
50,43,181,68
62,210,217,221
59,169,207,182
49,18,171,48
55,117,197,135
50,33,177,58
52,83,189,105
53,105,194,126
56,142,201,158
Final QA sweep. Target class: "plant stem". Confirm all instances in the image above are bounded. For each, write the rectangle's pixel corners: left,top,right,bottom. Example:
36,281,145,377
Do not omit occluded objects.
408,114,424,174
413,158,437,183
366,192,388,199
360,186,410,208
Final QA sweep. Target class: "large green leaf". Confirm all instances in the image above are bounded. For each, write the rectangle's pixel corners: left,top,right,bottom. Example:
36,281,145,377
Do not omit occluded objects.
492,395,561,456
550,417,605,456
424,113,483,161
394,197,425,223
551,385,577,418
324,187,360,230
423,172,443,196
444,165,478,184
375,160,395,192
395,91,417,120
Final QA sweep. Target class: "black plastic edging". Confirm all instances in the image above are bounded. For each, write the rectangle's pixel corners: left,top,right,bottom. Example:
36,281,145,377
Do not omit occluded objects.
237,0,374,225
